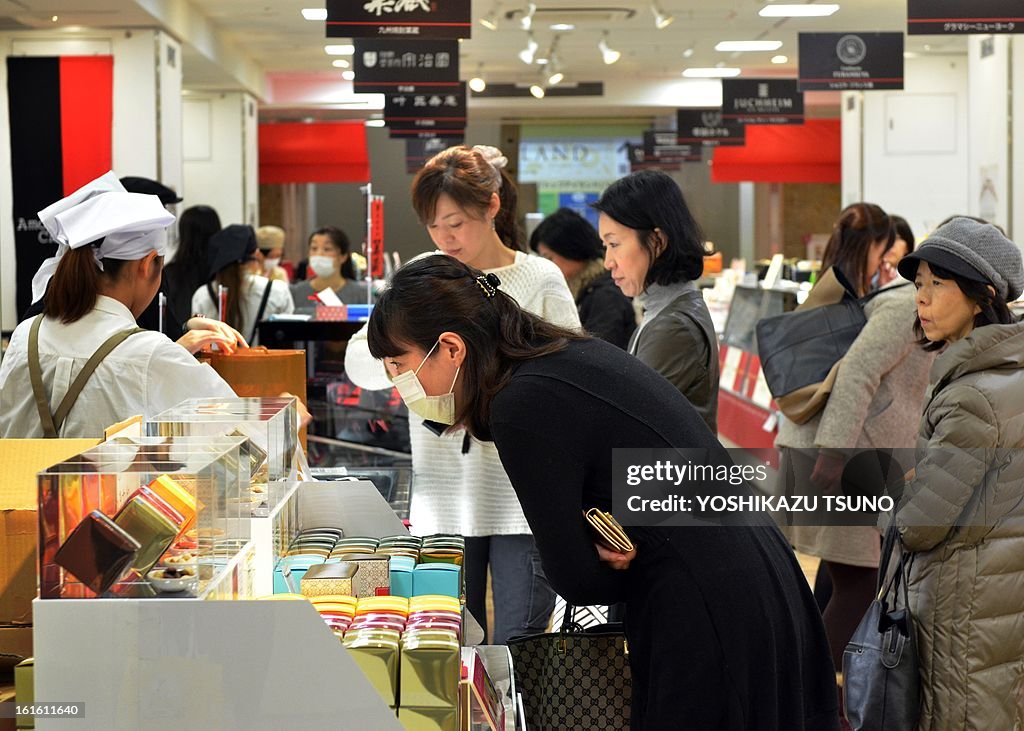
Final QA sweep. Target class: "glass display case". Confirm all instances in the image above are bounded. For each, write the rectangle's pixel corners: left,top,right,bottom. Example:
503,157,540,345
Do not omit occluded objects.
38,436,251,600
146,396,299,484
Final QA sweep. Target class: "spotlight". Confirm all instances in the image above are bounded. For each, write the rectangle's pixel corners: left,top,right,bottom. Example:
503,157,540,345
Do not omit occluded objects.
529,84,545,99
547,70,564,86
469,76,487,92
651,3,674,29
520,2,537,31
519,34,538,64
598,33,621,65
480,4,499,30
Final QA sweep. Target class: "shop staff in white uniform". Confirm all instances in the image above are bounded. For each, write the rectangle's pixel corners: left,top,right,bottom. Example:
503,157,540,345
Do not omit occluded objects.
0,172,239,439
190,224,294,346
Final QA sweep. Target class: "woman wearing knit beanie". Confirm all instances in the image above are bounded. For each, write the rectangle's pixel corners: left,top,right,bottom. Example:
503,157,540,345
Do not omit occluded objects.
891,216,1024,730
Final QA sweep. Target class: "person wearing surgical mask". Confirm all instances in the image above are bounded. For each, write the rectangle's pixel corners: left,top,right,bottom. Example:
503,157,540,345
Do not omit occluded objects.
289,226,369,313
255,225,291,284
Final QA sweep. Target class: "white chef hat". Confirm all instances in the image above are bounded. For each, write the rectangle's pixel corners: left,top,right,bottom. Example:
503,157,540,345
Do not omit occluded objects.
31,171,176,301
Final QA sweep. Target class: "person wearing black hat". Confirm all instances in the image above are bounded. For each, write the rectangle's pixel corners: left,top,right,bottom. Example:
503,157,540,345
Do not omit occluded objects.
119,176,184,206
891,216,1024,731
190,224,294,346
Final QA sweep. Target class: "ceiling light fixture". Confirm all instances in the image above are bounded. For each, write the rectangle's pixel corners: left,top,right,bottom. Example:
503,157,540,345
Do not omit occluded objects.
682,67,741,78
469,63,487,92
325,44,355,55
771,55,788,64
518,33,538,64
715,40,783,52
598,33,621,65
529,84,545,99
651,3,674,29
758,4,840,17
366,119,386,127
51,15,58,22
550,23,575,31
520,2,537,31
682,47,695,58
302,8,328,21
342,70,355,81
480,3,500,30
547,70,564,86
332,59,351,69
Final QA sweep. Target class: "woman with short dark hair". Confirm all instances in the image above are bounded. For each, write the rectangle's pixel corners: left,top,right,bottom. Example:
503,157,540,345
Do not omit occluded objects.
592,170,719,431
366,254,840,731
530,208,636,349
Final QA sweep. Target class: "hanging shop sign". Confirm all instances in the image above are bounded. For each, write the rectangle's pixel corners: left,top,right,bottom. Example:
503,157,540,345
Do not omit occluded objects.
353,39,460,94
643,131,702,163
326,0,471,40
798,32,904,91
907,0,1024,35
405,136,462,172
384,84,466,129
389,127,467,139
627,143,682,173
676,108,746,146
722,79,804,125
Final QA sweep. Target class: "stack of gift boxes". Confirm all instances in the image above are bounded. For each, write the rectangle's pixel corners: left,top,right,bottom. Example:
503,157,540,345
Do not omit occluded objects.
267,532,495,730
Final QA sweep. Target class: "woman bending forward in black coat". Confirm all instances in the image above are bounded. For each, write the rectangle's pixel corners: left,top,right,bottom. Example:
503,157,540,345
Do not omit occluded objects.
367,255,839,730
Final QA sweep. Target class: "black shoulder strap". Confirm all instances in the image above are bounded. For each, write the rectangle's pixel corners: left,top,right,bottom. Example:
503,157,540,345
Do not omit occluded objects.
28,315,145,438
251,281,273,345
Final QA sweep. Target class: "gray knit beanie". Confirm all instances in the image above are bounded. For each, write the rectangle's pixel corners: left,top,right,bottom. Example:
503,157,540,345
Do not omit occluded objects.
897,216,1024,301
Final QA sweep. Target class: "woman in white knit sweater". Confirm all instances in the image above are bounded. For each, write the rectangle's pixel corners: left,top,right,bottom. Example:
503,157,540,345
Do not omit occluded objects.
345,145,580,644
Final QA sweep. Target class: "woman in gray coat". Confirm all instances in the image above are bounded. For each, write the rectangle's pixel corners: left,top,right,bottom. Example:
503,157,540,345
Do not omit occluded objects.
893,216,1024,731
592,170,719,432
776,203,935,688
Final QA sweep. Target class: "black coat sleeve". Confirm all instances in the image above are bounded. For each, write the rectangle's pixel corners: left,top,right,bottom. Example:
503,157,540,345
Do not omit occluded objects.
579,284,636,350
490,378,628,606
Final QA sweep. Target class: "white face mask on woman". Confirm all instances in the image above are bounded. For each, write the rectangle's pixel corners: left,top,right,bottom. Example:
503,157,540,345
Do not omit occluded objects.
263,257,280,273
308,255,336,278
391,340,460,425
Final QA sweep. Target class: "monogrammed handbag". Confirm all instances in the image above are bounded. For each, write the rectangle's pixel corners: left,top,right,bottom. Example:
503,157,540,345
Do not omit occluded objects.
507,604,631,730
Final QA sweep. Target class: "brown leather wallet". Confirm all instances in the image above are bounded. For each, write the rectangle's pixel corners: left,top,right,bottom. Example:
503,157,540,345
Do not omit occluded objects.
583,508,634,553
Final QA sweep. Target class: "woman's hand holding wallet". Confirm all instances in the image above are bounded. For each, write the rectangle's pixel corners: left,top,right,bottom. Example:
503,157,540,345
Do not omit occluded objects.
585,508,637,570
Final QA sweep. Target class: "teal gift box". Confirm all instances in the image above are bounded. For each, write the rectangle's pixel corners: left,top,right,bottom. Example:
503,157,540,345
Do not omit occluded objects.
412,563,461,598
389,555,416,598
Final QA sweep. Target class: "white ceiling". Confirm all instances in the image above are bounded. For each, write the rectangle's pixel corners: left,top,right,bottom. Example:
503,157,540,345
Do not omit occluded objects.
3,0,969,117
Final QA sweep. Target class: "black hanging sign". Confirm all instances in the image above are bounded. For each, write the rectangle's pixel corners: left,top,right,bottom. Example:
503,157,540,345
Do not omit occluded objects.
327,0,471,40
385,84,466,129
721,79,804,125
798,32,904,91
405,136,463,173
908,0,1024,35
643,131,702,163
676,108,746,146
353,39,460,94
389,127,467,139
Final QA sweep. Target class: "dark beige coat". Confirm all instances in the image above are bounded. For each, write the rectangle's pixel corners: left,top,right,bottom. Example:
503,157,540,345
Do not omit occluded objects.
894,321,1024,731
777,284,934,566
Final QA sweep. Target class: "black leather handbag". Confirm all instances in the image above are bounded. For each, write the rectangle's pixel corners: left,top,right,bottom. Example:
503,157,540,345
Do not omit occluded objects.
507,604,631,729
756,268,908,424
842,523,921,731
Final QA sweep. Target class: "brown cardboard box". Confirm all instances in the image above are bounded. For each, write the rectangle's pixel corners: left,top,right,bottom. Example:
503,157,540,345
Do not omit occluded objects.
0,440,99,626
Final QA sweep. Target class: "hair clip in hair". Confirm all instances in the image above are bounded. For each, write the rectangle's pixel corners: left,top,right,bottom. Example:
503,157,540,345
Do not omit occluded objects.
476,272,501,298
